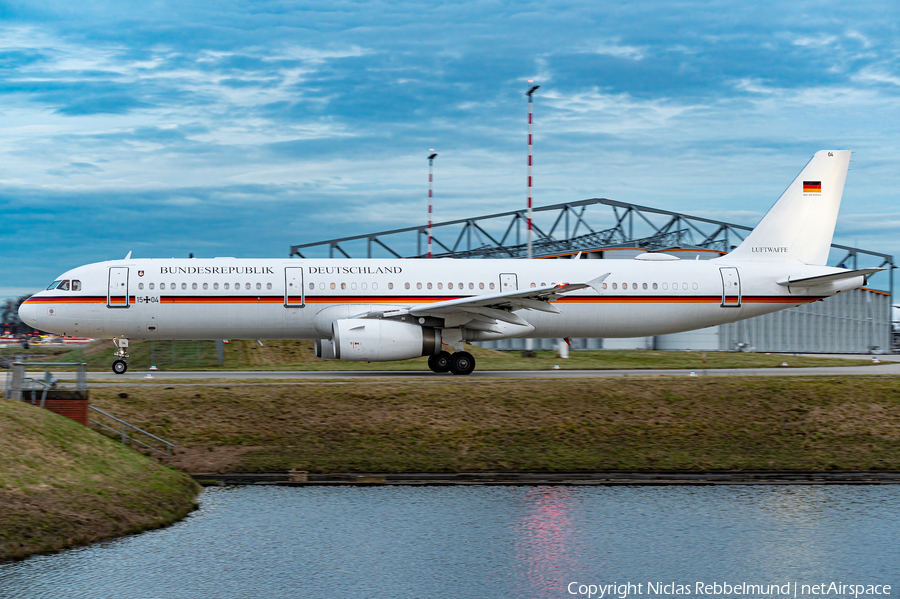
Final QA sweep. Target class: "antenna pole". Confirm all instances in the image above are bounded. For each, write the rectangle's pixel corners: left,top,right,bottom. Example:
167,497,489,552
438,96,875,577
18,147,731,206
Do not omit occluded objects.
427,151,437,258
526,83,539,259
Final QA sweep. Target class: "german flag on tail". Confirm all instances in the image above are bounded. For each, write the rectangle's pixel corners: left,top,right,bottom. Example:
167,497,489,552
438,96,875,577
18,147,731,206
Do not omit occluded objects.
803,181,822,193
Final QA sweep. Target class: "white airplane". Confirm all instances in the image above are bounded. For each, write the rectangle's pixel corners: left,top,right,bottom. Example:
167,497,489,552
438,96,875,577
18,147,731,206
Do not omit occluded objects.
19,150,881,375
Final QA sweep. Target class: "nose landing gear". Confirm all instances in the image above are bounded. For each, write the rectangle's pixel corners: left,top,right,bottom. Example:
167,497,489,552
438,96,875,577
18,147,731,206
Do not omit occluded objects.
112,338,129,374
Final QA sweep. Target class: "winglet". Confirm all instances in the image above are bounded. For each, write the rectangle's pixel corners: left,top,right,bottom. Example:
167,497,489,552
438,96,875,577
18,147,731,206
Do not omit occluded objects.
124,251,132,260
586,273,610,294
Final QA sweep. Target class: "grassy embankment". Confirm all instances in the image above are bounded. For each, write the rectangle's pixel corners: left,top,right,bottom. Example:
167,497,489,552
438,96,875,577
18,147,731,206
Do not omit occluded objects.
0,401,200,561
52,339,874,372
89,376,900,474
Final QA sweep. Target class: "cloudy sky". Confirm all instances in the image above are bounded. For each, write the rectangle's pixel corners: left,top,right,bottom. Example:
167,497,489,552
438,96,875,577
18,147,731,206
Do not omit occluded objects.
2,0,899,299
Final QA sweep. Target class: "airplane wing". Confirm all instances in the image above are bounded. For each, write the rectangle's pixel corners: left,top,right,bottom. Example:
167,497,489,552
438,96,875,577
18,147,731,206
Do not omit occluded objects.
397,273,610,327
776,267,885,288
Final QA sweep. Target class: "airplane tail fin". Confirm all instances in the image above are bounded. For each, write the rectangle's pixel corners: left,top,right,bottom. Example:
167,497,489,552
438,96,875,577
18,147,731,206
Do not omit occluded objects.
727,150,851,265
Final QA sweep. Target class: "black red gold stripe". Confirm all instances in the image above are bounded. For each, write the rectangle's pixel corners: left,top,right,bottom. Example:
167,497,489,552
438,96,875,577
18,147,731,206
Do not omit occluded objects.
24,294,821,305
803,181,821,193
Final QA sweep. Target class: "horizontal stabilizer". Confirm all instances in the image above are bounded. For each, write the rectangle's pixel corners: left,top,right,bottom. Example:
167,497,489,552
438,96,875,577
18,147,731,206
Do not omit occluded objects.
776,267,884,287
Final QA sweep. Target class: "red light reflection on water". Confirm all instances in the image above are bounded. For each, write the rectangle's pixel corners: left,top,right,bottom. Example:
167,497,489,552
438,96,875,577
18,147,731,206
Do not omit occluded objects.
514,487,586,598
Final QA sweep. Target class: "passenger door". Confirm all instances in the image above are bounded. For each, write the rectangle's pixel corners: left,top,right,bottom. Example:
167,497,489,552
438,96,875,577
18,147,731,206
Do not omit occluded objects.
107,267,130,308
284,267,304,308
720,267,741,307
499,273,518,292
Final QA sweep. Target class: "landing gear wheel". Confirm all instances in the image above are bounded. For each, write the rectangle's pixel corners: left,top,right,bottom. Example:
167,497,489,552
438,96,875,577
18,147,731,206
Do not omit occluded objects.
449,351,476,375
428,351,453,373
112,360,128,374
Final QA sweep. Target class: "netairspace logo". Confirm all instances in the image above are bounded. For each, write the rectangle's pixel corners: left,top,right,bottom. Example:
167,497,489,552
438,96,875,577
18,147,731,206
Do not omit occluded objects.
567,582,892,599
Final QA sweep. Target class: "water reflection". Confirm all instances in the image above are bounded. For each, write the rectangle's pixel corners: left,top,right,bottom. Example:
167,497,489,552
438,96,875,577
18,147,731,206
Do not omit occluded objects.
515,487,585,596
0,486,897,599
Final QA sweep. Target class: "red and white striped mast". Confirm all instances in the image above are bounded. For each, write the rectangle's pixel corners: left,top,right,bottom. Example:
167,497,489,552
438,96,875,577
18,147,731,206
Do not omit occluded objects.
526,82,539,259
427,150,437,258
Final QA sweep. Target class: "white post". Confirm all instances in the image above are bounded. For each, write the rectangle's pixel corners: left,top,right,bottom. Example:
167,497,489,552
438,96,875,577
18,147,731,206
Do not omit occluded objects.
526,83,539,259
428,151,437,259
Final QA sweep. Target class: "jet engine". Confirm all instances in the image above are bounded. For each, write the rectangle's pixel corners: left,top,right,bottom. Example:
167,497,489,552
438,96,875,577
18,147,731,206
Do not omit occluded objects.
331,319,440,362
314,338,338,360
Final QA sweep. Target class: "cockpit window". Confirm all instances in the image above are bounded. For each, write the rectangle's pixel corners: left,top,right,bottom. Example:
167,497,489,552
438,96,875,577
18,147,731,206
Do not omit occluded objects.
47,280,61,290
56,280,70,291
72,280,82,291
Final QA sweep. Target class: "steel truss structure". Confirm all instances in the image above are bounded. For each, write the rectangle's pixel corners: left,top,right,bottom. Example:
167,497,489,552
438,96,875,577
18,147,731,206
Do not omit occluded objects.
291,197,894,294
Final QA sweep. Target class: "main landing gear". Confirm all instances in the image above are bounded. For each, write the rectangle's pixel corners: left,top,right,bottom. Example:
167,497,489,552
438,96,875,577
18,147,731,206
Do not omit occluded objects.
112,338,129,374
427,350,476,375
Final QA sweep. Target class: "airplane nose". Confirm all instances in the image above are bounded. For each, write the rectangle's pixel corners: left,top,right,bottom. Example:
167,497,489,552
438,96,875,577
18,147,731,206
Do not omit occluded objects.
18,301,38,329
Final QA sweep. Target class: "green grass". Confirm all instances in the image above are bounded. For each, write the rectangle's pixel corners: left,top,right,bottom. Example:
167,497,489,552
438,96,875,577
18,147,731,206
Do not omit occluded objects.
89,376,900,474
0,401,200,561
51,339,874,372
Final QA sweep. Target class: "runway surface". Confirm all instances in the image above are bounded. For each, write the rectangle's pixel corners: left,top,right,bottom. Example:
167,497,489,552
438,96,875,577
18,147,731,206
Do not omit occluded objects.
40,363,900,381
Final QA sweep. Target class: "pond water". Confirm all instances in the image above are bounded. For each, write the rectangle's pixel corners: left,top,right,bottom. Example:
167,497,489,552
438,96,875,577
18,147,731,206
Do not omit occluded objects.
1,486,897,598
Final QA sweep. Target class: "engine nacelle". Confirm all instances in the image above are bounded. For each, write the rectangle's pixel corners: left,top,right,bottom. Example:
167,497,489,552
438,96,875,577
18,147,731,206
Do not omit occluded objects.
314,339,338,360
332,319,440,362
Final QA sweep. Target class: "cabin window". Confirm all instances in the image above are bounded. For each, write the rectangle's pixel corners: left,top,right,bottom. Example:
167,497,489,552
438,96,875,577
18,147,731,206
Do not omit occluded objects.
672,282,677,289
330,283,335,290
437,283,443,289
224,283,229,290
160,283,166,290
612,283,617,290
642,283,648,290
652,283,658,290
479,282,484,290
149,283,155,290
57,280,70,291
47,280,61,290
602,282,608,290
192,283,198,290
256,283,262,290
448,283,454,289
309,283,314,290
458,282,463,289
138,283,144,290
541,282,546,287
351,282,357,290
372,283,378,290
171,282,176,290
181,283,187,290
203,283,209,290
72,280,82,291
245,283,251,290
267,283,272,290
692,282,699,290
417,282,422,290
388,283,394,290
320,283,325,290
361,282,368,290
341,283,346,290
427,282,433,290
468,282,474,290
213,283,218,290
682,283,688,290
530,283,536,288
489,282,495,290
405,283,410,290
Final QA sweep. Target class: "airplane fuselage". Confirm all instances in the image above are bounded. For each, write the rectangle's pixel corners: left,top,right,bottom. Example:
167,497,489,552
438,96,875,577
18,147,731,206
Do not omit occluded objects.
20,256,857,342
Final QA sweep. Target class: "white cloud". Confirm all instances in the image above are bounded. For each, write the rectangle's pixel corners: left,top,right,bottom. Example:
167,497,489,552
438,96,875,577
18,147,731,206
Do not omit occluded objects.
852,66,900,87
593,42,645,60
